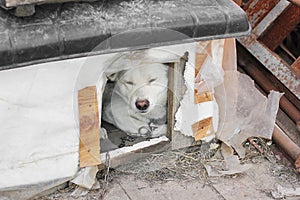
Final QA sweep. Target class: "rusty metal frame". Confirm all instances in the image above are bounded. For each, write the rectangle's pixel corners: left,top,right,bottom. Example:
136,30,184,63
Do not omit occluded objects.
273,125,300,172
287,0,300,7
237,42,300,172
259,4,300,51
243,0,281,28
292,57,300,76
238,0,300,99
238,0,300,172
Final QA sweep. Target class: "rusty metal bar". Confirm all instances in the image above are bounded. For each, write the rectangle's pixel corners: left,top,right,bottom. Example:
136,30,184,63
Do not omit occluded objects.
259,4,300,51
252,0,290,38
292,57,300,76
238,50,300,126
273,125,300,172
238,48,300,172
238,48,300,171
240,0,300,172
232,0,242,6
287,0,300,7
240,0,300,97
238,36,300,97
243,0,281,28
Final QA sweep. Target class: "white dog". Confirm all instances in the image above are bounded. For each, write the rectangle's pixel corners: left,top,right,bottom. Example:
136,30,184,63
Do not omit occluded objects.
102,63,169,138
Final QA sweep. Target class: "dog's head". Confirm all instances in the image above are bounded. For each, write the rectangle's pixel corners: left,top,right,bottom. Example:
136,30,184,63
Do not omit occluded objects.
110,63,168,114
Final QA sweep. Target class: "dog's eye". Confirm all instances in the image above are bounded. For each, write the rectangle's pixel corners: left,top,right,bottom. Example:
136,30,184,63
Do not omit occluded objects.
149,78,157,83
125,81,134,85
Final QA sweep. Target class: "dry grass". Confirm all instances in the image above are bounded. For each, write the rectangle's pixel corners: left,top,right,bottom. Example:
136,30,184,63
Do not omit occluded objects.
108,141,221,183
37,138,300,200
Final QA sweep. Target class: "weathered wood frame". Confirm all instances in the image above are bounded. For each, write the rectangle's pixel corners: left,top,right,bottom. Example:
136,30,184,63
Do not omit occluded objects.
78,53,193,168
167,53,195,150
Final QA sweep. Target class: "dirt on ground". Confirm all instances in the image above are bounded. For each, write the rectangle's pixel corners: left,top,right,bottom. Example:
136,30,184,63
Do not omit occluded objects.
36,138,300,200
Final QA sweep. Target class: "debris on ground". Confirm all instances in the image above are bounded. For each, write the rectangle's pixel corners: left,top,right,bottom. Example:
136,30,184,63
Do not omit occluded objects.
271,185,300,199
36,138,300,200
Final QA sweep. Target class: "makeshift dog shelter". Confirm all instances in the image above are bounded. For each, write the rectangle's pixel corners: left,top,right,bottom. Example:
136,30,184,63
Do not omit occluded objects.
0,0,283,199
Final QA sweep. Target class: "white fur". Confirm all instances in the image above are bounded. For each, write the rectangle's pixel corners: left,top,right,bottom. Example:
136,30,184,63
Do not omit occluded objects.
102,63,168,138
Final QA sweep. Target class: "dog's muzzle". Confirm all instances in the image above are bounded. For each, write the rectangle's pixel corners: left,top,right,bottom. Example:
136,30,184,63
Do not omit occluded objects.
135,99,150,111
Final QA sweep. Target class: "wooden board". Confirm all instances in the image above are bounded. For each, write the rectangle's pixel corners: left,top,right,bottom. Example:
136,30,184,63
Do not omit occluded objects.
194,91,214,104
99,137,170,169
167,53,194,149
78,86,101,167
192,117,213,141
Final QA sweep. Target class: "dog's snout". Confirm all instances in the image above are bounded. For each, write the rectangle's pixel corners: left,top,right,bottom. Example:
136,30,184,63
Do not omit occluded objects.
135,99,150,111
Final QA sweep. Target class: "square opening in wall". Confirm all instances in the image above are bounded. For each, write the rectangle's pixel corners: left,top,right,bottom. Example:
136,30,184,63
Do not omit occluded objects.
99,50,190,164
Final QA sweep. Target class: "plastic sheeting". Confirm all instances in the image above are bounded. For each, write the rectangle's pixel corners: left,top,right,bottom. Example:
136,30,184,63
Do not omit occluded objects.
215,71,283,157
176,39,282,175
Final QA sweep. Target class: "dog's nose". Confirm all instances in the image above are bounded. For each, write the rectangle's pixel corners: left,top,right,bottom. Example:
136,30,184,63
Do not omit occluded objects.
135,99,150,111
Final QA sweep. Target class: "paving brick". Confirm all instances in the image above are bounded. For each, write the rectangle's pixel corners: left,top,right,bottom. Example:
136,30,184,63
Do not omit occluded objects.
117,175,222,200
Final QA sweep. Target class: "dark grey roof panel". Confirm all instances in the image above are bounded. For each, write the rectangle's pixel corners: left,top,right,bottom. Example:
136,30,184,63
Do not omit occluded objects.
0,0,250,70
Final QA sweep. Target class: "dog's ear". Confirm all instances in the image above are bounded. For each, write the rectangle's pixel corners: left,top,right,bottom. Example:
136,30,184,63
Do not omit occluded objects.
106,72,119,81
106,70,126,81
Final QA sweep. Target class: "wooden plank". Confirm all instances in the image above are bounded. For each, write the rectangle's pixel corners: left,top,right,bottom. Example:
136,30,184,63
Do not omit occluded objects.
192,117,213,141
167,56,187,140
99,137,170,169
194,91,213,104
167,53,194,149
78,86,101,167
259,4,300,51
167,63,176,140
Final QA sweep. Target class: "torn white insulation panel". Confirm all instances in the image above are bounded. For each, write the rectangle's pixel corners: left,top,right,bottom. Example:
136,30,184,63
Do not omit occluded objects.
0,52,117,200
0,62,81,189
175,43,225,140
174,69,219,139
